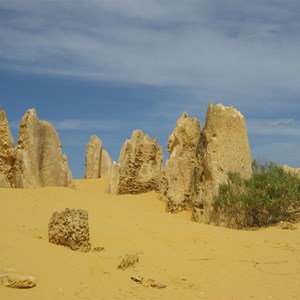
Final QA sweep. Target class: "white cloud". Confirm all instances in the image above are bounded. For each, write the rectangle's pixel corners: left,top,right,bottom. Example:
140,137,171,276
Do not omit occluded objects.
0,0,299,105
53,119,118,131
247,118,300,138
9,118,120,131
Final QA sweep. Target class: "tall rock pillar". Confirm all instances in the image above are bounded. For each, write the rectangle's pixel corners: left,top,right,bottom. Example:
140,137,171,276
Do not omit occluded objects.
193,103,252,222
14,108,73,188
0,108,15,187
163,112,202,212
85,135,102,179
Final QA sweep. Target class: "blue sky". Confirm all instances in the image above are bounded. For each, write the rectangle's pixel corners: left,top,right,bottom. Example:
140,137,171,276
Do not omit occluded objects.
0,0,300,178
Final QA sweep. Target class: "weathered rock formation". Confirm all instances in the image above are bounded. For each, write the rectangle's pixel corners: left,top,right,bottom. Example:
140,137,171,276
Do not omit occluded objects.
48,208,91,252
202,103,252,192
0,269,36,289
0,108,15,187
283,164,300,178
163,112,202,212
108,130,163,194
85,135,102,179
193,103,253,222
14,109,73,188
40,121,74,187
101,149,113,177
106,161,120,194
104,103,253,225
63,154,74,187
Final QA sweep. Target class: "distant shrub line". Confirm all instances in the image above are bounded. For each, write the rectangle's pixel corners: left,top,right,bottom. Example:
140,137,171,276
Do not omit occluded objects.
212,160,300,228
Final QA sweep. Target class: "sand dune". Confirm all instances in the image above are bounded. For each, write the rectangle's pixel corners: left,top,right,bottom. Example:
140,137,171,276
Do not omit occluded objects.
0,177,299,299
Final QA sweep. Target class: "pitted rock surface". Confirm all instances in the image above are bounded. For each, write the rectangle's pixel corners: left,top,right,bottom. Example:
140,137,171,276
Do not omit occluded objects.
48,208,91,252
109,130,163,194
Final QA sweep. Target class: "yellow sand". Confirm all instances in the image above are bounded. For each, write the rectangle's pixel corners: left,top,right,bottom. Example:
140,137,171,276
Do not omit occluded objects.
0,177,299,300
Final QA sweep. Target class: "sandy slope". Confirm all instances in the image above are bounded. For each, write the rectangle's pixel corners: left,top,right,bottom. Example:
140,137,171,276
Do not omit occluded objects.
0,177,299,300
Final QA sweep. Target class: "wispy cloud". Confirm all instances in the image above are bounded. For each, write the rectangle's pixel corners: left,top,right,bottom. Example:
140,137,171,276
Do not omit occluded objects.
53,119,119,131
9,118,120,132
248,118,300,138
0,0,299,107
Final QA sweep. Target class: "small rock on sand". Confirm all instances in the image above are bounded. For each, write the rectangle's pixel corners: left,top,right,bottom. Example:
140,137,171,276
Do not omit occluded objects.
131,275,143,284
0,269,36,289
279,221,297,230
117,254,139,270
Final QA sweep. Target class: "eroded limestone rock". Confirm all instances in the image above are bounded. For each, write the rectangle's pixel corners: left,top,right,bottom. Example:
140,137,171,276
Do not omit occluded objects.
101,149,113,177
202,103,252,191
14,109,73,188
283,164,300,178
194,103,253,222
107,161,120,194
0,108,15,187
109,130,163,194
14,109,43,188
163,112,202,212
0,269,36,289
40,121,73,187
85,135,102,179
117,254,139,270
63,154,74,188
48,208,91,252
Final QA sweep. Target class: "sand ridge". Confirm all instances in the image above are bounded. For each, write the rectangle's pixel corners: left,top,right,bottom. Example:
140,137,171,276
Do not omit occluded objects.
0,177,299,299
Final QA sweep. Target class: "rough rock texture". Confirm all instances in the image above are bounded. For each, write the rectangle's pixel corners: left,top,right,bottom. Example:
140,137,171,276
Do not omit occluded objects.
85,135,102,179
14,109,42,188
101,149,113,177
202,103,252,190
0,108,15,187
193,103,253,223
283,164,300,178
117,254,139,270
14,109,73,188
48,208,91,252
163,112,202,212
0,269,36,289
108,130,163,194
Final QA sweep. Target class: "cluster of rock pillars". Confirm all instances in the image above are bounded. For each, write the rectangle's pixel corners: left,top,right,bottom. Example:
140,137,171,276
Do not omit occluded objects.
0,103,253,224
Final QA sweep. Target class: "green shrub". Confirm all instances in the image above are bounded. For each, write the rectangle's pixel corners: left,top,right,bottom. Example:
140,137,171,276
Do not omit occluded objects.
212,161,300,228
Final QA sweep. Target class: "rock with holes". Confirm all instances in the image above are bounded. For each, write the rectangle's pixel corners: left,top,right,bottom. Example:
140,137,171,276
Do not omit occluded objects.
0,108,15,187
109,130,163,194
48,208,91,252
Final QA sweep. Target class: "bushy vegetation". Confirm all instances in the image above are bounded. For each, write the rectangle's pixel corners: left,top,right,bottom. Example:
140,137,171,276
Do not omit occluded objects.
212,160,300,228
